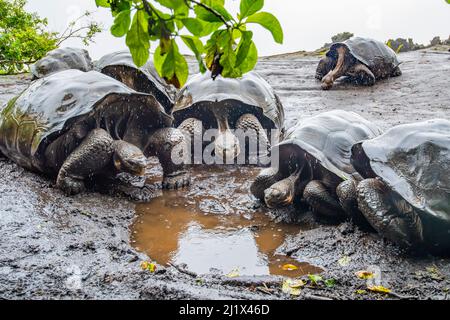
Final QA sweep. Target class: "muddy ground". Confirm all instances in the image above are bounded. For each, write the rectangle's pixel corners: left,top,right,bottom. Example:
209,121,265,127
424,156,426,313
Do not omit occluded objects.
0,48,449,300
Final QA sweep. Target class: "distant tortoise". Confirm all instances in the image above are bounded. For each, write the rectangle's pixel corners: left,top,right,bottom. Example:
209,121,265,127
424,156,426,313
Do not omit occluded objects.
95,51,177,113
251,110,382,221
316,37,402,90
31,47,93,79
173,71,285,163
350,119,450,253
0,70,189,196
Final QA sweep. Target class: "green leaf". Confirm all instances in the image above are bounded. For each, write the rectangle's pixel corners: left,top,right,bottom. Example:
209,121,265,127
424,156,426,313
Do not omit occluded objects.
111,9,131,37
194,1,233,23
235,30,253,67
155,0,184,9
324,278,336,288
240,0,264,20
157,40,189,88
126,10,150,67
181,18,204,36
219,30,241,78
246,11,283,44
181,35,206,73
308,274,323,286
95,0,110,8
238,40,257,73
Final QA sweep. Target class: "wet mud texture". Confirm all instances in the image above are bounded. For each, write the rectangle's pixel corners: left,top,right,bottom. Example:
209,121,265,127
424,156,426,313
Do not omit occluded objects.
1,49,450,300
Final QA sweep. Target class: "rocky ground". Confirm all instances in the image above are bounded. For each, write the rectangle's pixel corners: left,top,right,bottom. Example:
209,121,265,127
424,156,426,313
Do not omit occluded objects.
0,48,449,300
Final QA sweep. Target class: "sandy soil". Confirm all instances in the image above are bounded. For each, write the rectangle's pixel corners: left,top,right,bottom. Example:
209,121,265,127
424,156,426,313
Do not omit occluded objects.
0,48,449,300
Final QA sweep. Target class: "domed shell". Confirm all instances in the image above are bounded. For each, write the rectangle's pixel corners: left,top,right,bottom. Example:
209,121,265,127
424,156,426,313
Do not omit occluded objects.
278,110,382,180
173,71,284,130
95,51,177,113
31,47,93,79
351,119,450,223
328,37,400,78
0,70,171,171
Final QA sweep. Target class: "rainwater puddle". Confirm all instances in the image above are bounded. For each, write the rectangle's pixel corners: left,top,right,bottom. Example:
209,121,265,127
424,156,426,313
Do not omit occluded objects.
131,165,323,277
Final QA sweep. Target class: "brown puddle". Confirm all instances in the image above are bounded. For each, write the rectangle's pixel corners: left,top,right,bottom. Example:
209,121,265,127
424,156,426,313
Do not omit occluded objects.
131,165,323,277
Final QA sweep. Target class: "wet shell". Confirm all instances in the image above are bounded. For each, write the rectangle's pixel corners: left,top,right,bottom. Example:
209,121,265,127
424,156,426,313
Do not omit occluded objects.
31,47,93,79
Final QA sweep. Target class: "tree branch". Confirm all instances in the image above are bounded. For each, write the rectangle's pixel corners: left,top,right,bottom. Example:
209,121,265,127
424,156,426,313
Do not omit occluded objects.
184,0,230,27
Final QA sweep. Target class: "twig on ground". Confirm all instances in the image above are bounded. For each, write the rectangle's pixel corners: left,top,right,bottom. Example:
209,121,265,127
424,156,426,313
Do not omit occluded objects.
168,263,198,278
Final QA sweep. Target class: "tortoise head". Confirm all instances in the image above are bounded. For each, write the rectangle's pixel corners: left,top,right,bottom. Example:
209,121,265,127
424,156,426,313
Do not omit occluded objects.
113,141,148,176
263,144,309,208
214,108,240,162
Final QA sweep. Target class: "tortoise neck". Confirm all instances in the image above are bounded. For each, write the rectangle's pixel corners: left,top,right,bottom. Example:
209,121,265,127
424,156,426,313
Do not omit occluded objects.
213,108,230,133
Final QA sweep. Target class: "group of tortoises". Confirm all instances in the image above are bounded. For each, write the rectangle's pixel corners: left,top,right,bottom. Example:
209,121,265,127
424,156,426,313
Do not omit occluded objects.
0,37,448,254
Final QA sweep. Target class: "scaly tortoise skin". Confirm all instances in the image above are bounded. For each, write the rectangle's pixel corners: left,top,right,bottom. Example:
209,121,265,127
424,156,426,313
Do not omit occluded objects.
31,47,93,79
251,110,382,223
173,70,285,164
95,50,177,114
316,37,402,90
351,119,450,254
0,69,189,197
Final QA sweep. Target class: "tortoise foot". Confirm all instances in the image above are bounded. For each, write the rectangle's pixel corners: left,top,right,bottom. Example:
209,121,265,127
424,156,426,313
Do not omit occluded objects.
162,171,190,190
57,175,86,196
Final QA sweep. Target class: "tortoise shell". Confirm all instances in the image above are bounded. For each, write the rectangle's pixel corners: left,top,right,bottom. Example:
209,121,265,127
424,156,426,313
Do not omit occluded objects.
31,47,93,79
277,110,382,180
328,37,401,79
351,119,450,223
0,70,172,172
95,51,177,113
172,71,284,131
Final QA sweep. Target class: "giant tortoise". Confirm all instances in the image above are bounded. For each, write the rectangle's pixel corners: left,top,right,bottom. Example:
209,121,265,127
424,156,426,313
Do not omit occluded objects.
0,69,189,196
350,119,450,253
173,71,285,164
316,37,402,90
251,110,382,221
31,47,93,79
95,51,177,113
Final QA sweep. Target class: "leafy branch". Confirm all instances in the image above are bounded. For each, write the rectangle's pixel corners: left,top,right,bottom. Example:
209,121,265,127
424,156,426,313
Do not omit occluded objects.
96,0,283,87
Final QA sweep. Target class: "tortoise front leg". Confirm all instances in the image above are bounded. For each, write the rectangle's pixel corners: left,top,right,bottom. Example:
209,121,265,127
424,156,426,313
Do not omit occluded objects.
56,129,148,195
348,63,376,86
357,178,424,248
56,129,114,195
336,179,374,231
236,113,270,165
178,118,204,163
303,180,346,221
147,127,190,189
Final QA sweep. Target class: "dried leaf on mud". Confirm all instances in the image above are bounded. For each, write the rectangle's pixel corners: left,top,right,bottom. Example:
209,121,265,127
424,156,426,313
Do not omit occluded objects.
367,285,391,294
226,268,240,278
338,255,351,267
282,279,304,296
355,289,367,294
140,261,157,273
356,270,375,279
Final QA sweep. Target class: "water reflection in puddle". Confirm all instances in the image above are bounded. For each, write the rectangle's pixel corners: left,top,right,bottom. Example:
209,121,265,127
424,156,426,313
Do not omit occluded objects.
131,165,323,277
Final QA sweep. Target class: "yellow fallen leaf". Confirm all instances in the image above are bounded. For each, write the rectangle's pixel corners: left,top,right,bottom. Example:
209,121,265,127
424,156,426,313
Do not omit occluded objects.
282,264,299,271
282,279,304,296
226,268,240,278
355,289,367,295
355,270,374,279
368,285,391,294
140,261,157,273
